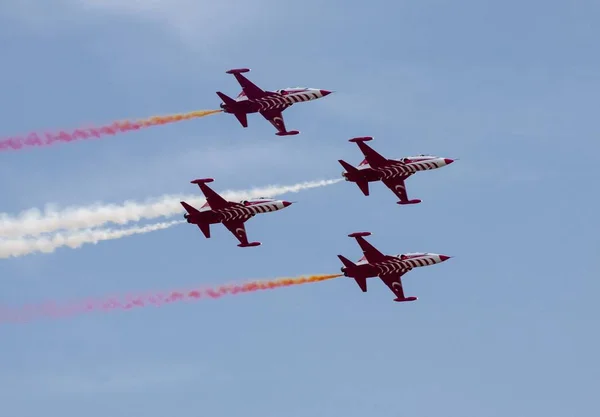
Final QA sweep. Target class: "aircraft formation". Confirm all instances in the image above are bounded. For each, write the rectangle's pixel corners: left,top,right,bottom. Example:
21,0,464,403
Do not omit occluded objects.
183,68,455,303
0,67,455,305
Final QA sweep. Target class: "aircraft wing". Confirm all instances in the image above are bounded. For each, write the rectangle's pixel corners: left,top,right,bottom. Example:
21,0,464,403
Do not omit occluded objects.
230,72,270,100
351,234,393,264
379,272,409,300
354,140,396,168
193,181,236,211
259,109,289,134
222,220,251,246
381,176,412,203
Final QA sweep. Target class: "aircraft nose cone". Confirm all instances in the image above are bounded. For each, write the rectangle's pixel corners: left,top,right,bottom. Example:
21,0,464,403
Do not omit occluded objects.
320,90,332,97
444,158,454,165
439,255,451,262
282,201,293,207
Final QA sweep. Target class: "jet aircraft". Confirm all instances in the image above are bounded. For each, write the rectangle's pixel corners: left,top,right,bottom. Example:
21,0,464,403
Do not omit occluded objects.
337,232,451,302
216,68,332,136
338,137,455,204
180,178,293,247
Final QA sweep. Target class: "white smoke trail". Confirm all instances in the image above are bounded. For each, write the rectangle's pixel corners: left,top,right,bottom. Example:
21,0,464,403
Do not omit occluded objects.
0,220,184,259
0,178,342,239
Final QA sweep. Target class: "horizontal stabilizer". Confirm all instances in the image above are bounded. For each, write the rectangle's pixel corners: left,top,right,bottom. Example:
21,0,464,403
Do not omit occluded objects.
197,222,210,238
238,241,261,247
338,160,369,196
393,296,418,302
348,136,373,143
191,178,214,184
337,255,367,292
216,91,248,128
234,112,248,128
226,68,250,74
355,180,369,196
397,199,421,205
348,232,371,238
354,276,367,292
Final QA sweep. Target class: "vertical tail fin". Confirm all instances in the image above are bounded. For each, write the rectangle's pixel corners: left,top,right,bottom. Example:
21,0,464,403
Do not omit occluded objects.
337,254,356,269
337,255,367,292
181,201,201,216
181,201,211,239
338,159,357,174
338,160,369,196
216,91,248,128
216,91,236,106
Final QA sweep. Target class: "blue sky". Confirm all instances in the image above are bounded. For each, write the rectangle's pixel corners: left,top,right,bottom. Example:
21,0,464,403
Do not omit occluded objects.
1,0,599,416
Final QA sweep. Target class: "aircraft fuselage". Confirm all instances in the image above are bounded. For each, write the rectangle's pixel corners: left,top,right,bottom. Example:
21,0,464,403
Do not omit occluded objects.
220,88,330,115
342,156,454,183
340,252,450,278
184,199,291,225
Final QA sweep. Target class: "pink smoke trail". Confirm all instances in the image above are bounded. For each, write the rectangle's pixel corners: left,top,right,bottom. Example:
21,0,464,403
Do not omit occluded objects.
0,109,221,152
0,274,341,324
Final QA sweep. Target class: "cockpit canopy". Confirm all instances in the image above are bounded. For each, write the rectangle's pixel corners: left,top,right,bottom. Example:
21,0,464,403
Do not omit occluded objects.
400,154,435,162
399,252,427,259
277,87,307,94
240,197,271,205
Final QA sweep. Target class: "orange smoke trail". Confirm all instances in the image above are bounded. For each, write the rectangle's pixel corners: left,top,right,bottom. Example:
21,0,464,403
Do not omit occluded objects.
0,109,222,152
0,274,341,323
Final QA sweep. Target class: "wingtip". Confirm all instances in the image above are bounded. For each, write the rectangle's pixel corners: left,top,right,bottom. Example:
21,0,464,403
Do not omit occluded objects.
348,231,371,238
238,241,261,247
190,178,214,184
275,130,300,136
348,136,373,143
225,68,250,74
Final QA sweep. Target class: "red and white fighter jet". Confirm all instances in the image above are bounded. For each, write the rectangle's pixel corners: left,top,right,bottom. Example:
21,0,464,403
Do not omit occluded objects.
338,137,455,205
180,178,293,247
337,232,451,302
216,68,332,136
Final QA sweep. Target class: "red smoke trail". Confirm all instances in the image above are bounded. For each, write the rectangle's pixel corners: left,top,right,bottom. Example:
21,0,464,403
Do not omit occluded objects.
0,109,222,152
0,274,341,324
